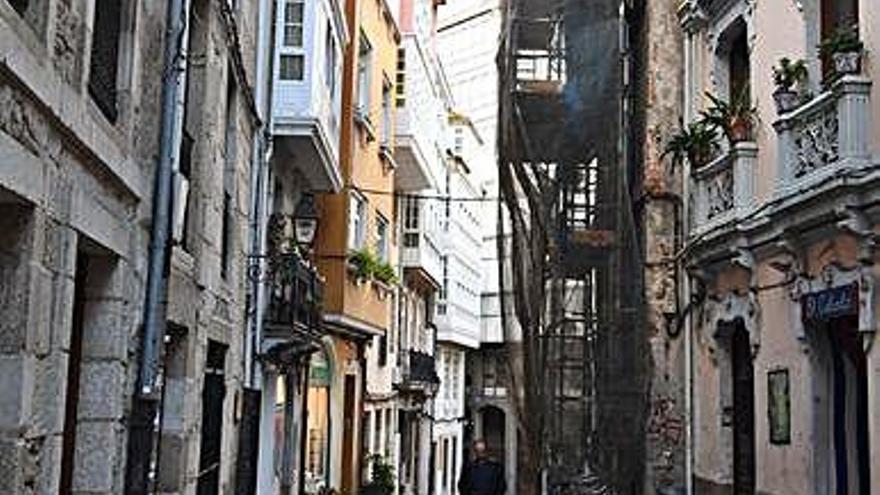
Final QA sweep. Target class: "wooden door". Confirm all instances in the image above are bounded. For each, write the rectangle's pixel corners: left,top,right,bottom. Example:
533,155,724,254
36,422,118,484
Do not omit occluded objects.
731,325,755,495
341,375,357,495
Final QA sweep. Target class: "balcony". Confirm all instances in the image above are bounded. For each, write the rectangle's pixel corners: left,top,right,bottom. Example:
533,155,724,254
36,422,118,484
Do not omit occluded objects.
400,197,444,287
689,142,757,236
773,75,872,198
394,36,445,192
270,0,347,192
263,253,324,341
395,350,439,395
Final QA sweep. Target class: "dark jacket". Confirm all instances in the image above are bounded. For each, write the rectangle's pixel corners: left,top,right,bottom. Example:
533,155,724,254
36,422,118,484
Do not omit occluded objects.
458,458,506,495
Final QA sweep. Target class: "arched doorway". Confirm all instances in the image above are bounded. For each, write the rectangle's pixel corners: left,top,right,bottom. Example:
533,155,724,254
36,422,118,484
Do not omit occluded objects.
480,406,506,464
304,348,332,494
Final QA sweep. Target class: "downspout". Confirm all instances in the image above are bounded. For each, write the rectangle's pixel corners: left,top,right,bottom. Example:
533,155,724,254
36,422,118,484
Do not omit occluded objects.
126,0,190,492
246,0,277,390
682,16,695,495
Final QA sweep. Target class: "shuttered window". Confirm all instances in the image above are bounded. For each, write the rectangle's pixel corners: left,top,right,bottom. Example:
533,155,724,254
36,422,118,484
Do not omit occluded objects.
88,0,122,122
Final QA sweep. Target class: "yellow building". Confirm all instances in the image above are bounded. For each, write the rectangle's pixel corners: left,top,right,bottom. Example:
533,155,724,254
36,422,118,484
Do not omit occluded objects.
313,0,400,493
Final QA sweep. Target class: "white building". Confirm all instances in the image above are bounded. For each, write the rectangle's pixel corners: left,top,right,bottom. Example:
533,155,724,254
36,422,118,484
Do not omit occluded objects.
436,2,518,492
254,0,347,494
432,116,485,495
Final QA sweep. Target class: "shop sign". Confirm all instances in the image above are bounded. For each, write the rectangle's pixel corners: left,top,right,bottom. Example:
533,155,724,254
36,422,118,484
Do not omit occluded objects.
802,282,859,322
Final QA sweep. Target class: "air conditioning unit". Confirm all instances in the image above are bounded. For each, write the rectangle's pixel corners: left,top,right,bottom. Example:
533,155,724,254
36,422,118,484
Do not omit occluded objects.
172,171,190,243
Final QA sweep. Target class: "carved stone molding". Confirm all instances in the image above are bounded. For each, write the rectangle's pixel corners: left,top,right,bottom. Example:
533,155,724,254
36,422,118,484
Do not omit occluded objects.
702,289,761,358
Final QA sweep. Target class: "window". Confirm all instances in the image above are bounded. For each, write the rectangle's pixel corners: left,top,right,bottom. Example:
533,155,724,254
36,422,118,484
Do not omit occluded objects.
375,213,389,262
88,0,123,122
221,73,237,279
279,0,305,81
381,80,392,145
395,48,406,107
384,409,393,458
373,409,382,455
821,0,859,77
454,128,464,155
402,197,420,248
349,193,367,249
325,22,337,93
356,32,373,117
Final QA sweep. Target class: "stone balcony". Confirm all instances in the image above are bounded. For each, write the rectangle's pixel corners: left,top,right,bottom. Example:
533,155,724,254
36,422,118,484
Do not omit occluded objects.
689,142,758,236
773,76,872,198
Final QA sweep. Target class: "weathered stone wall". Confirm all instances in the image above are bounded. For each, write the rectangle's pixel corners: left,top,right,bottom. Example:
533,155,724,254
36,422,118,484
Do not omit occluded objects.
638,0,687,491
0,0,259,492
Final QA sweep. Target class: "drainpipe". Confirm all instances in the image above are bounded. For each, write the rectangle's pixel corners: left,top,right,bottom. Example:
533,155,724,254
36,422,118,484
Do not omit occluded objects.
126,0,190,492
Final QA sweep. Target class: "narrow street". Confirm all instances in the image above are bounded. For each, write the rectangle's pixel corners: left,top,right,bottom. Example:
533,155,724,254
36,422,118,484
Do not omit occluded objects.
1,0,879,494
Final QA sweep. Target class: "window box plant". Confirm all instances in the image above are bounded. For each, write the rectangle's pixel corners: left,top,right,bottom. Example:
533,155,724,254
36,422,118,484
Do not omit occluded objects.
372,261,397,299
819,26,863,77
663,119,720,171
702,91,758,145
347,248,377,284
772,58,808,114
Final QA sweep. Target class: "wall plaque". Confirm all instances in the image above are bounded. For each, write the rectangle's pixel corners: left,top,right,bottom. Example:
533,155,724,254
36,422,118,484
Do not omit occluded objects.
801,282,859,323
768,369,791,445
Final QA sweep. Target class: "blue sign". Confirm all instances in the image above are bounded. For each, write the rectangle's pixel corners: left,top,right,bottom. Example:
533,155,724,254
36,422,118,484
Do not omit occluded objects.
802,283,859,322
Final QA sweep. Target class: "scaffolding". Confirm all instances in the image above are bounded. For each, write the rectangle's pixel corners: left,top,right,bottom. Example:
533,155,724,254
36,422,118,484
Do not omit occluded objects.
496,0,647,493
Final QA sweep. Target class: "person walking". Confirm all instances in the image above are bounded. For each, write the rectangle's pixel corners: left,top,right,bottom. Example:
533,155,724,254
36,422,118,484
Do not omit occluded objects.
457,440,506,495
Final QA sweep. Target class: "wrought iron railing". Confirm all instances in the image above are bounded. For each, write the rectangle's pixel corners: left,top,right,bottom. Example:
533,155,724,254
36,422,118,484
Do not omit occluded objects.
398,350,438,391
264,253,323,334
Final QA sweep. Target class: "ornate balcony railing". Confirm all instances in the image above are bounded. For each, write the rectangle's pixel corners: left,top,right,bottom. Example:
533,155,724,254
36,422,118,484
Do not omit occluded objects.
396,349,439,394
263,253,324,338
689,142,757,234
773,75,872,196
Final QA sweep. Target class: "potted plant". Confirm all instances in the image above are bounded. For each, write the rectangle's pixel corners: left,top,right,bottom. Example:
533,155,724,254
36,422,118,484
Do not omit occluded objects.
772,58,808,113
663,119,720,171
361,455,395,495
818,26,864,76
702,90,759,144
373,261,398,286
347,248,377,283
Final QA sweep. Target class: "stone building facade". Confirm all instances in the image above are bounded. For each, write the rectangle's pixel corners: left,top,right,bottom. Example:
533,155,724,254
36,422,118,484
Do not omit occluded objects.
679,0,880,493
1,0,159,491
0,0,260,493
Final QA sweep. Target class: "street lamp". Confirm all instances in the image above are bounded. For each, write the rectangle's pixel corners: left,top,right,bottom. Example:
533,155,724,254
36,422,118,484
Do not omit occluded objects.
293,193,319,252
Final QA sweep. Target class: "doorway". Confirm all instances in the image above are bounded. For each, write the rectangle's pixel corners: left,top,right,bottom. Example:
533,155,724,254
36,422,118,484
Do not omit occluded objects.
196,341,227,495
341,374,357,495
730,323,755,495
826,316,870,495
480,406,506,464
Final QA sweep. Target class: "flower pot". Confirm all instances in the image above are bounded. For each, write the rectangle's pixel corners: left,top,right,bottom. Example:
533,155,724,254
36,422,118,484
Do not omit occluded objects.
729,117,753,143
833,51,861,75
773,89,800,114
688,148,712,169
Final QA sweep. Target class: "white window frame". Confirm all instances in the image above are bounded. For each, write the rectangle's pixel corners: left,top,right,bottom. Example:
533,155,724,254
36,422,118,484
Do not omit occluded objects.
324,21,337,94
349,192,367,250
356,31,373,119
278,0,306,81
375,212,389,262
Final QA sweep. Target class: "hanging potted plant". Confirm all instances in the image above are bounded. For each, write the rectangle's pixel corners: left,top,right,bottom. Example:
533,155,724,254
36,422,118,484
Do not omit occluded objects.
819,26,864,76
663,118,720,171
702,90,759,145
772,57,808,114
